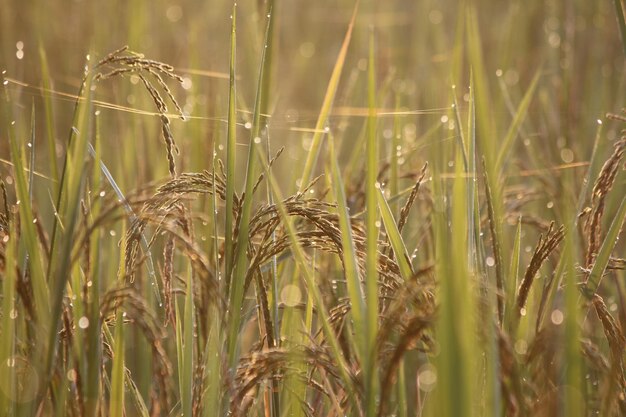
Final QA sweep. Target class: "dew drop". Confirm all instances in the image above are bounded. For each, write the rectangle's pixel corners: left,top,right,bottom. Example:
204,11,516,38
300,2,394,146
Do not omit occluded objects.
560,148,574,163
67,369,77,382
514,339,528,355
550,309,564,325
417,364,437,392
78,316,89,329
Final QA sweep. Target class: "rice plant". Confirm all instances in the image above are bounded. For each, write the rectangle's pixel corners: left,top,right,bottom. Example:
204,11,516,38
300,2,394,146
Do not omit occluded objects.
0,1,625,416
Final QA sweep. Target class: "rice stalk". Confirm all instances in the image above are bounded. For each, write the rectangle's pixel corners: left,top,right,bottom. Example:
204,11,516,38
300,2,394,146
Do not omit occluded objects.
515,222,565,321
227,9,273,369
483,156,505,325
583,137,626,268
364,28,380,417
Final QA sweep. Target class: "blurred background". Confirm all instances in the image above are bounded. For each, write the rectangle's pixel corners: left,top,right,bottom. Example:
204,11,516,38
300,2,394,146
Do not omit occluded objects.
1,0,624,189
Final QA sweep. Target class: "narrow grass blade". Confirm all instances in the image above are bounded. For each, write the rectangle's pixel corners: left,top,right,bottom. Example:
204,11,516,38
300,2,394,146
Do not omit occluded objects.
278,262,306,417
376,187,413,281
466,74,480,278
299,1,358,191
46,67,94,379
0,220,17,415
431,155,478,417
466,6,494,165
452,89,469,172
103,303,149,417
20,102,38,280
38,44,60,187
495,69,541,173
260,0,275,122
126,376,150,417
27,102,36,202
505,217,522,330
256,9,283,413
203,311,222,417
365,27,380,417
483,158,505,325
614,0,626,57
224,2,237,286
109,312,125,417
329,134,365,360
389,94,402,216
84,118,102,417
181,266,194,417
175,300,184,404
396,361,408,417
2,74,50,334
227,8,273,368
561,187,585,417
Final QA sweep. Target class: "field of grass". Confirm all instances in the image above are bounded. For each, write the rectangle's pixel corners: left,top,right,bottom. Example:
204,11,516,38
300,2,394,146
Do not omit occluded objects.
1,0,625,416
